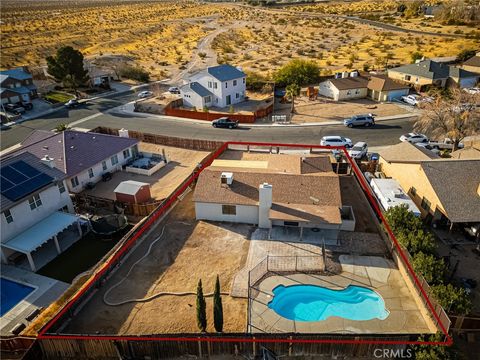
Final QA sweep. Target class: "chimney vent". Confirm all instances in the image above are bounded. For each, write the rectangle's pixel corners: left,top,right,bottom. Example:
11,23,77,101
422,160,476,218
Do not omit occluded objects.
41,155,55,169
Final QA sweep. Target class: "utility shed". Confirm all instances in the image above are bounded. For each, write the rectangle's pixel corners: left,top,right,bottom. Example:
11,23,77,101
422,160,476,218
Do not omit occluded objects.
114,181,151,204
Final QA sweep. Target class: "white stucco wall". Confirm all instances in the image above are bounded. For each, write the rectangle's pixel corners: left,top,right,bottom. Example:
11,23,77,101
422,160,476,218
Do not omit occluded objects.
67,145,136,193
182,89,205,109
195,202,259,224
318,81,335,99
1,180,73,243
337,88,368,101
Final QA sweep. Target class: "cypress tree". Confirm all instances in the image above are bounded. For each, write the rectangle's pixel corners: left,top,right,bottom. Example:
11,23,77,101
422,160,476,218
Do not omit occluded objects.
196,279,207,332
213,275,223,332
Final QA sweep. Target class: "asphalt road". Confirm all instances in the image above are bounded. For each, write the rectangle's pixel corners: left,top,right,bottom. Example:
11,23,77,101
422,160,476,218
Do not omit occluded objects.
0,92,414,151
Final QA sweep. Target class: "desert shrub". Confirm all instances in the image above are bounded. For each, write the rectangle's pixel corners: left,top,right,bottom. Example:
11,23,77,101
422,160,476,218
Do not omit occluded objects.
118,65,149,82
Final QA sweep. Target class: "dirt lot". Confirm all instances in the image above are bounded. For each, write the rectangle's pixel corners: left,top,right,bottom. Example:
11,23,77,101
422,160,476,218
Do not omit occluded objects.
65,192,250,334
288,97,413,124
83,143,210,201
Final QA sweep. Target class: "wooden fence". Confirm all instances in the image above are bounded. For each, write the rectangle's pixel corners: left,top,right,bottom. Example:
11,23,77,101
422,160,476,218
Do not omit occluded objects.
450,315,480,332
91,127,224,151
33,334,413,359
0,336,35,353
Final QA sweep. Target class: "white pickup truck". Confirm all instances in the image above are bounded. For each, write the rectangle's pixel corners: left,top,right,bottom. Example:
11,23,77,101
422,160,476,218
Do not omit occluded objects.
416,138,464,151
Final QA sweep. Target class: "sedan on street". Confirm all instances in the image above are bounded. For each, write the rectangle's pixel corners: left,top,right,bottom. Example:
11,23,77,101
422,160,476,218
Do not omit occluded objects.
212,117,239,129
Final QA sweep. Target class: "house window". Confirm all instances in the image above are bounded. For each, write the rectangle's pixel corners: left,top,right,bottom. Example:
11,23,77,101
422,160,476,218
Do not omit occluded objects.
58,205,69,213
347,90,351,95
355,89,360,94
4,210,13,224
123,149,130,159
410,187,417,196
111,154,119,166
222,205,236,215
71,176,79,188
233,80,237,86
225,82,228,88
243,78,246,84
208,81,212,88
235,93,239,99
58,182,66,194
28,194,42,210
421,197,431,211
404,75,411,81
205,96,211,103
102,161,107,171
88,168,94,178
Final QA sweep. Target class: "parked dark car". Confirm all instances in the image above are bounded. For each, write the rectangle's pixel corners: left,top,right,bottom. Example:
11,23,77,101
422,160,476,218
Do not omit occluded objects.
22,102,33,110
212,117,239,129
4,103,26,115
343,114,375,127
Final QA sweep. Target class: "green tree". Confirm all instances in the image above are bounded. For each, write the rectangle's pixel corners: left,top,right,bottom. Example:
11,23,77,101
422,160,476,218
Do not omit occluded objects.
411,51,423,63
213,275,223,332
274,59,321,87
396,229,436,254
46,46,89,94
430,283,472,315
412,252,446,284
385,204,423,236
196,279,207,332
456,49,476,62
412,333,452,359
285,82,300,114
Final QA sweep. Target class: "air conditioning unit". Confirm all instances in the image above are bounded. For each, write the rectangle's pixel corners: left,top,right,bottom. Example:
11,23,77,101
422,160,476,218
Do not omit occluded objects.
221,172,234,185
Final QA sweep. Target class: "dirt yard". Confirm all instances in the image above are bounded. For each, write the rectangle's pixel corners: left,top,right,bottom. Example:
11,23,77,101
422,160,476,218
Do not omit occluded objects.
289,97,413,124
83,143,210,201
65,192,251,334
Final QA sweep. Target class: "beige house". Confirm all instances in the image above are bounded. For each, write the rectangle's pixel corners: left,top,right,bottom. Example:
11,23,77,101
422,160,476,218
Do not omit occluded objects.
366,75,410,102
378,142,480,226
318,76,368,101
388,59,478,90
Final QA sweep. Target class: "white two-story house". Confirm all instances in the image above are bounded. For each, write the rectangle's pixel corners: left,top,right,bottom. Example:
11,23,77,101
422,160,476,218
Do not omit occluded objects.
1,152,82,272
7,130,140,193
180,64,246,109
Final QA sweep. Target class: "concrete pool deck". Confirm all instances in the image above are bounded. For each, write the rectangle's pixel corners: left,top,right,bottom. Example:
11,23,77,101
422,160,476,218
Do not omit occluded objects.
249,255,436,334
0,265,69,335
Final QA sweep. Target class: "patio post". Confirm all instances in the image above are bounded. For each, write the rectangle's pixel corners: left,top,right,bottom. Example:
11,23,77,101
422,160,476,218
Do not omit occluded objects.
26,252,36,272
53,235,61,254
300,226,303,241
76,220,83,237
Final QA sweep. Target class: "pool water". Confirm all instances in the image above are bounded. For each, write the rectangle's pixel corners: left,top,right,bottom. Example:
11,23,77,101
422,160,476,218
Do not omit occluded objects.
268,284,389,322
1,278,35,316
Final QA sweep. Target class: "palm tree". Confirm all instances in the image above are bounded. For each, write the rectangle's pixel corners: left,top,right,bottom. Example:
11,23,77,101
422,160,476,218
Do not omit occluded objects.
285,83,300,114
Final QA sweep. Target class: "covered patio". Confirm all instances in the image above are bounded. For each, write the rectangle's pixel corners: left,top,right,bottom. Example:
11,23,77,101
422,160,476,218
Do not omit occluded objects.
1,212,83,272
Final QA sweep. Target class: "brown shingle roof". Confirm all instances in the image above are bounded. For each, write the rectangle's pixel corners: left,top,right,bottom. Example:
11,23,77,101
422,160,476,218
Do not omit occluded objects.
450,147,480,160
194,169,341,208
463,56,480,68
378,142,440,163
367,75,410,92
421,160,480,223
329,76,369,90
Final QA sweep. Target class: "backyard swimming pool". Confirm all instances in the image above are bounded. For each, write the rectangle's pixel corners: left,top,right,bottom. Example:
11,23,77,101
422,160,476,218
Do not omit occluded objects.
268,284,389,322
0,278,35,316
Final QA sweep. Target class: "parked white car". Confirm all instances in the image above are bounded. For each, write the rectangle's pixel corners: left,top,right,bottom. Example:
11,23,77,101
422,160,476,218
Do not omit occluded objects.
320,136,353,148
401,94,433,106
463,87,480,95
348,142,368,159
137,91,153,98
399,133,429,144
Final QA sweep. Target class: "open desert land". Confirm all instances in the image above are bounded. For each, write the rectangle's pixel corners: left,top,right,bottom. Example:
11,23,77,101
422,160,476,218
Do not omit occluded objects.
1,0,478,81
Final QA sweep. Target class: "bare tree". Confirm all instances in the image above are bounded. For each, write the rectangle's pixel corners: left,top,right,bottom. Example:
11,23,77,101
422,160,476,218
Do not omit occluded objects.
414,89,480,151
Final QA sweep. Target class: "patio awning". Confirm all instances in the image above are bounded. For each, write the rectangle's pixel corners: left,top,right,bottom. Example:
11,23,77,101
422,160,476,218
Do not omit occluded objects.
269,203,342,225
2,212,79,253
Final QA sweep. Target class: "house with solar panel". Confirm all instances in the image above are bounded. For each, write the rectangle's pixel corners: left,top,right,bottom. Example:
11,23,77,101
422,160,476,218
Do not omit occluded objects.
1,152,82,272
6,129,139,193
180,64,246,109
0,67,38,105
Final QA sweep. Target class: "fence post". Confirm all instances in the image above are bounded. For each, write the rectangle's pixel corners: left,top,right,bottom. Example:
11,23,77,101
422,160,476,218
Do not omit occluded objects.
198,338,202,358
295,256,298,272
253,337,256,357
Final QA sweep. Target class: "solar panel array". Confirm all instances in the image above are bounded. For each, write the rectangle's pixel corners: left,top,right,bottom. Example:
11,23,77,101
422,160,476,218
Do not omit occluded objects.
1,160,54,201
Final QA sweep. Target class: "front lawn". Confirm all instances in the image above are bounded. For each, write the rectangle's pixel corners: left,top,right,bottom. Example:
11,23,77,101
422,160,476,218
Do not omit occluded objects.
43,91,74,104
